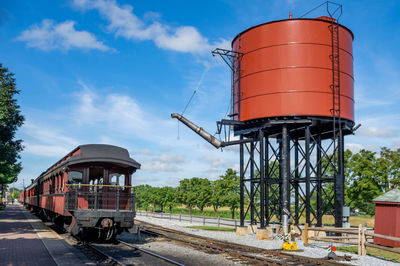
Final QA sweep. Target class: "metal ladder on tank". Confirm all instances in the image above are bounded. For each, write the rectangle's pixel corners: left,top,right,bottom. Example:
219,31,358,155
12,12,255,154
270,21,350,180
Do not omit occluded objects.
329,20,341,128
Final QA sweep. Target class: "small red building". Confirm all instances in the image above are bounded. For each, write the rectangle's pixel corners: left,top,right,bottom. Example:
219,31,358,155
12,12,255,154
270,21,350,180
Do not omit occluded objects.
373,189,400,247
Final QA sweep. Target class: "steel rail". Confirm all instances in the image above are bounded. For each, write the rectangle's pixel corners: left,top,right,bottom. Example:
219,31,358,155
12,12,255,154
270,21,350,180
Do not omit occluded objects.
119,240,185,266
85,243,127,266
137,221,344,265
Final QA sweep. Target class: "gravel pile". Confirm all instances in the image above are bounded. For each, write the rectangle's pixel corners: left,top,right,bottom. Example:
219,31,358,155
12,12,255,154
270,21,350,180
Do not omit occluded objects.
135,215,399,266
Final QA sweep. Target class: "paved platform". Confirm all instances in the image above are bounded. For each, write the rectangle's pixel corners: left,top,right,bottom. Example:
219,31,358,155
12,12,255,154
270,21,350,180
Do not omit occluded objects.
0,203,92,266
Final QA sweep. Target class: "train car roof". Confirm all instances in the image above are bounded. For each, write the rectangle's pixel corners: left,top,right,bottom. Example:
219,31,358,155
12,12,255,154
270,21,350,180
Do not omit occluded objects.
27,144,140,188
63,144,141,169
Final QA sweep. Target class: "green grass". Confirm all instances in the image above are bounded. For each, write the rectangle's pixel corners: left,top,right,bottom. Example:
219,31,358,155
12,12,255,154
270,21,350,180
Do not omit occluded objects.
186,225,236,232
337,246,400,262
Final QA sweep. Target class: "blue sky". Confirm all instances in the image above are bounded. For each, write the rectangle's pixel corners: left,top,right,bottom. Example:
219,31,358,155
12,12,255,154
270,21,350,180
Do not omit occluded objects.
1,0,399,189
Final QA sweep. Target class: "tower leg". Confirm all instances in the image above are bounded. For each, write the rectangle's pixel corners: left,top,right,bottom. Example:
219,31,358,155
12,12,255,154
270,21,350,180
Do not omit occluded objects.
240,136,244,227
305,126,311,226
250,142,255,225
317,135,323,227
259,130,265,229
335,126,345,227
281,125,290,234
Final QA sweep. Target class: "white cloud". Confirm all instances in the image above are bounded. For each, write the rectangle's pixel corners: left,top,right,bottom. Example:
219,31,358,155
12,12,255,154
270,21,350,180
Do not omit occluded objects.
17,19,111,51
24,143,71,158
21,122,80,157
344,143,365,153
202,154,228,168
357,126,398,138
72,81,177,145
72,0,228,54
141,154,185,172
135,149,156,156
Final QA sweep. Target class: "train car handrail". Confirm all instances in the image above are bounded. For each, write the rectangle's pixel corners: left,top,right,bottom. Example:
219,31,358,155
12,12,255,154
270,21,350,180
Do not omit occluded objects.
65,184,135,211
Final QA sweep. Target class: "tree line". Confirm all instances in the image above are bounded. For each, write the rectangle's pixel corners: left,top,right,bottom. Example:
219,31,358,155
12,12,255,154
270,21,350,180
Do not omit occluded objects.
135,147,400,217
135,168,240,218
0,64,24,198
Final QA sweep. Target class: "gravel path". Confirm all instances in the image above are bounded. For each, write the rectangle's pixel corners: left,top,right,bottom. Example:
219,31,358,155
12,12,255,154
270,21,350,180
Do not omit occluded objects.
136,215,400,266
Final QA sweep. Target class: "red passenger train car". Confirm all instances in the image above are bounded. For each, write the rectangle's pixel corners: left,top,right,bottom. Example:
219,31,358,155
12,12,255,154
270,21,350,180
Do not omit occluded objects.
23,144,140,240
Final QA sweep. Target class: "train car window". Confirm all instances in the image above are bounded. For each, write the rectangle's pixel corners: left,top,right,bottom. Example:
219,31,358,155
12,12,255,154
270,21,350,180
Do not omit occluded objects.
110,174,117,186
68,171,83,185
109,172,126,188
118,175,125,187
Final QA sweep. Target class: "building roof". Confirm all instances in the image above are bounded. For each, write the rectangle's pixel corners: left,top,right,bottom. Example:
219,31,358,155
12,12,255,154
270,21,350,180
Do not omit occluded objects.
373,189,400,203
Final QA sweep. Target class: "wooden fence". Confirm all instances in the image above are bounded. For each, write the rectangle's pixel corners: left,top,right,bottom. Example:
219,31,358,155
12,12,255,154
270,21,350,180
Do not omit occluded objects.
302,223,400,256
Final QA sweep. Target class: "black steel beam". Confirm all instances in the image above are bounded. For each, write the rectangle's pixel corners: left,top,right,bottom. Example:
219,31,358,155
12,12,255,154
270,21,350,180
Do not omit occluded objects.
305,126,311,225
250,142,255,225
317,135,322,227
294,140,299,225
281,125,290,232
259,130,265,228
265,136,269,226
335,128,345,227
240,136,244,227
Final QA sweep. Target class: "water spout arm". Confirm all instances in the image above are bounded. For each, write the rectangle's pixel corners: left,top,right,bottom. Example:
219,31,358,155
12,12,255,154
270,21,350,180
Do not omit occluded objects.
171,113,222,149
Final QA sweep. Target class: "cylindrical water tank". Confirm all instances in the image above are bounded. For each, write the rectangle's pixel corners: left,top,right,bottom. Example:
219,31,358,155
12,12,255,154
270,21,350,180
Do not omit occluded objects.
232,17,354,122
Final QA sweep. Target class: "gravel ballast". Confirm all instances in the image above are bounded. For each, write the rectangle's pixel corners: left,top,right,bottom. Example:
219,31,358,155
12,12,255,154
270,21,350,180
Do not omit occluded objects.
135,215,399,266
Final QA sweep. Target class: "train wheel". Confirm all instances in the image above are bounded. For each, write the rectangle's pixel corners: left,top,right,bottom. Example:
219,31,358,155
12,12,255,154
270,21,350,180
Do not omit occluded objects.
66,216,80,236
104,226,116,241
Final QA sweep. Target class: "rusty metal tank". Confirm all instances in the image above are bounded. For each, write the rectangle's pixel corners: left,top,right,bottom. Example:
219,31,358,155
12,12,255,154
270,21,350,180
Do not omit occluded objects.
232,17,354,122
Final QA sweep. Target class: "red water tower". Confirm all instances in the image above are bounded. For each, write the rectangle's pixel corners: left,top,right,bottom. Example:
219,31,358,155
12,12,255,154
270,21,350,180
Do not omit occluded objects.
217,4,356,229
173,2,356,230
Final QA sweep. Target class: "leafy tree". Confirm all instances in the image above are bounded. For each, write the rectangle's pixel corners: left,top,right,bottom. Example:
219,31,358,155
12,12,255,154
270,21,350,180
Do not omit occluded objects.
161,186,178,213
210,180,224,217
219,169,240,219
177,177,211,216
346,149,381,214
195,178,212,215
0,64,24,191
151,186,164,210
177,178,198,215
376,147,400,191
135,184,153,211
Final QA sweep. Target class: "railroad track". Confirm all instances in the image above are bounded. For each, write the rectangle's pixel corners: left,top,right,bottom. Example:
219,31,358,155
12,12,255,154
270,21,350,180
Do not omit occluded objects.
43,220,184,265
136,221,344,265
85,240,185,266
